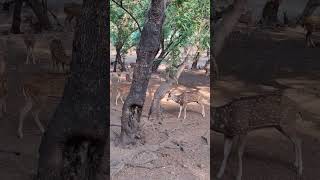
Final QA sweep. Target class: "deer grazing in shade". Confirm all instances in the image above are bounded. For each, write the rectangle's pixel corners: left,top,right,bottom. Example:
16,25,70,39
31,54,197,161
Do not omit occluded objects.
211,91,303,180
167,89,205,120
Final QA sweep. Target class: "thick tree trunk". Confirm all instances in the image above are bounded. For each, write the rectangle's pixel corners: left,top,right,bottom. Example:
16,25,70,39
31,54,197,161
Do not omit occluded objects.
36,0,108,179
297,0,320,24
260,0,281,26
11,0,23,34
26,0,51,30
120,0,166,146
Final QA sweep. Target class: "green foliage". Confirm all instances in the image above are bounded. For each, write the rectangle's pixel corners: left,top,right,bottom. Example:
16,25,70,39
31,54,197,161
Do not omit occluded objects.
110,0,210,68
110,0,149,53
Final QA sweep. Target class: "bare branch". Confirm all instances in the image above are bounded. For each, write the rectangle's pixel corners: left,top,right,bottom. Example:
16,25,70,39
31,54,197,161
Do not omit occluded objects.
111,0,142,33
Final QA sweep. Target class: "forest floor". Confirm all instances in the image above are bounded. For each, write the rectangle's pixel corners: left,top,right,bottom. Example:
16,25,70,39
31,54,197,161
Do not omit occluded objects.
211,25,320,180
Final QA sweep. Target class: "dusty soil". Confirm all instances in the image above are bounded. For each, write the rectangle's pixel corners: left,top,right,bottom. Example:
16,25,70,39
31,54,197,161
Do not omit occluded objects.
211,26,320,180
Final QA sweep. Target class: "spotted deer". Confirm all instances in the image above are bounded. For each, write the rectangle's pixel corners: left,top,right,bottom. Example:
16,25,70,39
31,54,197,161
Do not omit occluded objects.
49,38,71,73
167,89,205,120
302,16,320,47
114,82,131,106
18,74,64,138
64,2,81,29
23,30,37,64
211,91,303,180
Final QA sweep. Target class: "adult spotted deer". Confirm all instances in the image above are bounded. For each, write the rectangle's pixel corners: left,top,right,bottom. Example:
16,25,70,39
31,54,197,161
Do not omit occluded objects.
18,74,64,138
167,89,205,120
211,91,303,180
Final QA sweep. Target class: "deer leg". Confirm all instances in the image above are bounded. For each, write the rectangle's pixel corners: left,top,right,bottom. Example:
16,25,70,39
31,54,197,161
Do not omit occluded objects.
18,99,33,138
25,48,30,64
32,109,45,133
237,134,247,180
120,95,125,104
115,91,121,106
183,104,187,120
201,103,205,117
217,136,233,179
178,105,183,119
276,126,303,177
32,48,36,64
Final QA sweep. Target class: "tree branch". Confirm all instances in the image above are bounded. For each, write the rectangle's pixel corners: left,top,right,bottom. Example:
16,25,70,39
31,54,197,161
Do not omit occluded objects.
111,0,142,33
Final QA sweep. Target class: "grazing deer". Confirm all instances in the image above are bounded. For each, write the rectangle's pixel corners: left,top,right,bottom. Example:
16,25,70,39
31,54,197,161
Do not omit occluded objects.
167,89,205,120
49,38,71,73
211,91,303,180
302,16,320,47
64,2,81,29
23,30,37,64
18,74,64,138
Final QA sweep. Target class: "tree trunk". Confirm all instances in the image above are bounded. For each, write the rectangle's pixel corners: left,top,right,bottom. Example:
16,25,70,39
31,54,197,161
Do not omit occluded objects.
11,0,23,34
260,0,281,26
191,51,200,69
297,0,320,24
212,0,247,81
113,59,117,72
120,0,166,146
36,0,108,179
26,0,51,30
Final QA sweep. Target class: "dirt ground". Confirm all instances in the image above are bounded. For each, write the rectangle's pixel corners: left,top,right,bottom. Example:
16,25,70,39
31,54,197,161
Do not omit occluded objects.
211,26,320,180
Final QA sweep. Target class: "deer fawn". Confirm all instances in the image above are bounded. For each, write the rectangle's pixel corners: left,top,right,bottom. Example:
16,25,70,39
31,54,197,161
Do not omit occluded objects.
302,16,320,47
49,38,71,73
167,89,205,120
211,91,303,180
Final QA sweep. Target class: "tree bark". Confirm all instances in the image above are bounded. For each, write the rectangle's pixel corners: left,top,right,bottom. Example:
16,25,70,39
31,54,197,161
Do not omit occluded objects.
120,0,166,146
297,0,320,24
26,0,51,30
36,0,108,179
191,51,200,69
11,0,23,34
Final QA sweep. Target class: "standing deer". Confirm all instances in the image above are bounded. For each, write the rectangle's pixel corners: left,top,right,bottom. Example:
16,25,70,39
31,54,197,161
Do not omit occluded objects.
211,91,303,180
49,38,71,73
167,89,205,120
18,74,64,138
